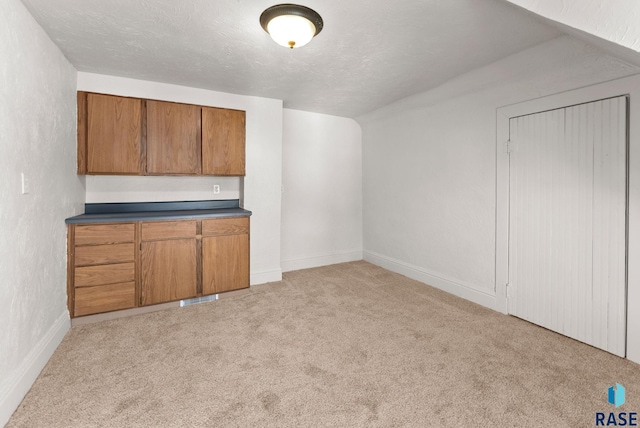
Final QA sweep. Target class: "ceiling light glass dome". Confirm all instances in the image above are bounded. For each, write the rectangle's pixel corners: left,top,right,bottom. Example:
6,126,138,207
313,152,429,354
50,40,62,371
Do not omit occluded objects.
260,4,323,49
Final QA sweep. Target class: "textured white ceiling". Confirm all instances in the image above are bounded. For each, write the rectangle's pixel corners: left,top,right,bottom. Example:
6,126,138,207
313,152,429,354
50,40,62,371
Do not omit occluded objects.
20,0,562,117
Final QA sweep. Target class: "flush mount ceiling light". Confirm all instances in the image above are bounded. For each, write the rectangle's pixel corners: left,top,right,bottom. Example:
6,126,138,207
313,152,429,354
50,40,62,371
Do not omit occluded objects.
260,4,323,49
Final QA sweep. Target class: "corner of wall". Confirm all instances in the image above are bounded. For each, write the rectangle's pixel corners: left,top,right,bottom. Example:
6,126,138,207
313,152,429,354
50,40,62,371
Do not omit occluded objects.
280,109,363,273
363,251,497,310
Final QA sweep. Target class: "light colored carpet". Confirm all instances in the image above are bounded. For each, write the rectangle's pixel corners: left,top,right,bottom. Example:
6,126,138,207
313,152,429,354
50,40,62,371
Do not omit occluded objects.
7,261,640,427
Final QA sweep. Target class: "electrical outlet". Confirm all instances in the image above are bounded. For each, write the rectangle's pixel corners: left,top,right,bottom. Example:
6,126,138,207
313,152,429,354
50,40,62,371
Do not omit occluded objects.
213,184,220,195
21,173,29,195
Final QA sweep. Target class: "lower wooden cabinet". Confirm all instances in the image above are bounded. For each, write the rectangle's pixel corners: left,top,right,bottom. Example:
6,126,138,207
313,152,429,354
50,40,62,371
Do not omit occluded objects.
69,223,137,317
141,238,198,305
67,216,249,317
202,217,250,294
203,231,249,294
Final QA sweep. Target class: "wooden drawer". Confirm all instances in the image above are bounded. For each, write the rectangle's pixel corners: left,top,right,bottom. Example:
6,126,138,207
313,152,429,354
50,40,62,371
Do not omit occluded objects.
75,243,134,267
74,282,135,316
74,223,135,245
75,262,135,287
141,220,197,241
202,217,249,236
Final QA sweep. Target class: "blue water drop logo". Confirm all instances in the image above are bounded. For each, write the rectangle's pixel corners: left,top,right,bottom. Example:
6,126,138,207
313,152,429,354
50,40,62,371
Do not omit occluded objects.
608,383,626,408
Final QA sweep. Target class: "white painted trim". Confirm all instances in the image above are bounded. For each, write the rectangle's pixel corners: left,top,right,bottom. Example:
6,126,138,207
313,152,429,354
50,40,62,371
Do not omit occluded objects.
281,250,363,273
0,312,70,427
495,107,511,315
250,268,282,285
364,251,497,310
498,81,631,119
495,73,640,363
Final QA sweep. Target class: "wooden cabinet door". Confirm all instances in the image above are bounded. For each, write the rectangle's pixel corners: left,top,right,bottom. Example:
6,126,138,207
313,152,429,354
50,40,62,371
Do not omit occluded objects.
141,238,197,305
146,100,201,175
202,234,249,294
202,107,245,176
85,93,144,174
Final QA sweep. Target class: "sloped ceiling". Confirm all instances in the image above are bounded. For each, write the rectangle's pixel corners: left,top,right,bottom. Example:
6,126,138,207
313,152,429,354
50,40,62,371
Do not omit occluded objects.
504,0,640,53
20,0,563,117
503,0,640,70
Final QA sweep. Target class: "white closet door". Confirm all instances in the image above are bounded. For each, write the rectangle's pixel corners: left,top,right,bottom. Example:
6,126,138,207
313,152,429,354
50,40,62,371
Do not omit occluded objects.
508,96,627,357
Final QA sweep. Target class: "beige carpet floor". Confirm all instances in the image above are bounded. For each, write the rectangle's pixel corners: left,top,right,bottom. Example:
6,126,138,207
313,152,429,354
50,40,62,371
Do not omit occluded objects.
7,261,640,427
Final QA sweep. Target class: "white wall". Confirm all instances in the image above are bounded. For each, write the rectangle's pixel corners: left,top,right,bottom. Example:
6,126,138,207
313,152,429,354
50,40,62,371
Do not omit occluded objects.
359,35,640,360
0,0,85,425
281,109,362,271
78,73,283,285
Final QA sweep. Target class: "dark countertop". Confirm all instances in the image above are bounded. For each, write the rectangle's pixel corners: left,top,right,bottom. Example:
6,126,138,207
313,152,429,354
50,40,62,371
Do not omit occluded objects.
65,200,251,224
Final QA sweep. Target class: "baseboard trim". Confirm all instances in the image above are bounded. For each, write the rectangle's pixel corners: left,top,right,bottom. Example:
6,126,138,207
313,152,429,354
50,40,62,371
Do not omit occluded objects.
71,301,180,326
281,250,363,273
0,312,70,427
251,268,282,285
363,251,496,310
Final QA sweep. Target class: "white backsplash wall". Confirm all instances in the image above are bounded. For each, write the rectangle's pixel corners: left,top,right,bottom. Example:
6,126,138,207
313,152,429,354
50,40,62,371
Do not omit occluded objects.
0,0,85,424
85,176,241,203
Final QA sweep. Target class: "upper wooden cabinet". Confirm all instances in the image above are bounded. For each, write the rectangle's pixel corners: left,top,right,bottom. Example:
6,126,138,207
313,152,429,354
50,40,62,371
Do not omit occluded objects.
77,92,245,176
78,93,144,174
146,100,202,175
202,107,246,176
